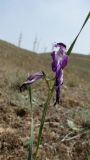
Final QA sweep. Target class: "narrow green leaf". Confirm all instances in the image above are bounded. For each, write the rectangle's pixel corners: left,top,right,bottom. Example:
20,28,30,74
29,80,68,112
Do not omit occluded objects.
28,86,34,160
29,86,32,110
34,85,55,160
67,12,90,55
28,118,34,160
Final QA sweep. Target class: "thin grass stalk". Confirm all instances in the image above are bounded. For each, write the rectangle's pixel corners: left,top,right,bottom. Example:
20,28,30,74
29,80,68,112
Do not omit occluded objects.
34,84,55,159
28,86,34,160
28,118,34,160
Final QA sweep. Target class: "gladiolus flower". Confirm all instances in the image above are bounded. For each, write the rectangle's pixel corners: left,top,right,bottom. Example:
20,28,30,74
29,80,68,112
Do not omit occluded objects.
51,43,68,105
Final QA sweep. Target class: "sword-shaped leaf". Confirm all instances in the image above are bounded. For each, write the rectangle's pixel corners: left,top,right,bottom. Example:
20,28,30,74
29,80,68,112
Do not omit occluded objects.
67,12,90,55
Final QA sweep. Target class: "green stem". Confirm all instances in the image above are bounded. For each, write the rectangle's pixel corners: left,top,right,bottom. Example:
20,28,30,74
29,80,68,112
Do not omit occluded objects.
28,86,34,160
34,84,55,159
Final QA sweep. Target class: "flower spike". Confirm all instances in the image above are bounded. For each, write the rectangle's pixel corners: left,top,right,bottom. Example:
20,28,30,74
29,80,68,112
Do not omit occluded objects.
51,43,68,105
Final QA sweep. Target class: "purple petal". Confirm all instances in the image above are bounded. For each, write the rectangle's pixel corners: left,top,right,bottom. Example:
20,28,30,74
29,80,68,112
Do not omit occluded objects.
53,43,66,55
55,85,60,104
61,55,68,69
51,43,68,105
27,71,43,80
54,43,66,49
51,61,57,72
51,52,68,73
54,70,63,105
20,72,44,91
25,71,44,84
55,69,63,86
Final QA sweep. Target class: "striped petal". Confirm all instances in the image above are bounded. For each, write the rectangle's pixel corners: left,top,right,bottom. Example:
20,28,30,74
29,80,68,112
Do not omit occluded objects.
20,71,44,91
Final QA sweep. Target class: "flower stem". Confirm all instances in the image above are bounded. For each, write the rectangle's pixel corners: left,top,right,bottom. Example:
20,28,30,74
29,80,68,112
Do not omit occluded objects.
34,84,55,159
28,86,34,160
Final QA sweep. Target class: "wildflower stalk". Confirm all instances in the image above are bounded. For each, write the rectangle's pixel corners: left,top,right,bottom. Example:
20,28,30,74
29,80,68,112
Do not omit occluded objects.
28,86,34,160
34,83,55,159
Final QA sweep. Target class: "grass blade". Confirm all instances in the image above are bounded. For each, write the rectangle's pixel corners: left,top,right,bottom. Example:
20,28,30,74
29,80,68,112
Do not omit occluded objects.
28,118,34,160
28,86,34,160
29,86,32,110
34,85,55,159
67,12,90,55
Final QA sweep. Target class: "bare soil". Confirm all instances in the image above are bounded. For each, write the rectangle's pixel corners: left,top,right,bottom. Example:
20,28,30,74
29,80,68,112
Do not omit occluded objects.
0,87,90,160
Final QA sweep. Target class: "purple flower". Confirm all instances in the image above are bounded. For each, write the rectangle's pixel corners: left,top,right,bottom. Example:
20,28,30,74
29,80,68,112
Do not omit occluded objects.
51,43,68,105
20,71,44,91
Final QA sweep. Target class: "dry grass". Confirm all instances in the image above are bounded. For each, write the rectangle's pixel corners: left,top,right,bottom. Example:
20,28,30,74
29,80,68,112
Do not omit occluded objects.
0,40,90,160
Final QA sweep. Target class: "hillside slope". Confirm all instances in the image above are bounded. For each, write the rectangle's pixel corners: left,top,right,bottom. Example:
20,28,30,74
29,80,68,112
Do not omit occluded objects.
0,40,90,81
0,40,90,160
0,40,47,72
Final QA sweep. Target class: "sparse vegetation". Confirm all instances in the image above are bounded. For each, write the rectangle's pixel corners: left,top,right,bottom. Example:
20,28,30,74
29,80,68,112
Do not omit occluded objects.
0,39,90,160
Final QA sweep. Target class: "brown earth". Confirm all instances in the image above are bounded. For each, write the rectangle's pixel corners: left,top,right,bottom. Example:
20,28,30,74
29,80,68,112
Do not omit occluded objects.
0,40,90,160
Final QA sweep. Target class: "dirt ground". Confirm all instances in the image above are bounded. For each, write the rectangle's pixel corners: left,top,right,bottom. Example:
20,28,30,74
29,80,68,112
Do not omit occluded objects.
0,86,90,160
0,40,90,160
